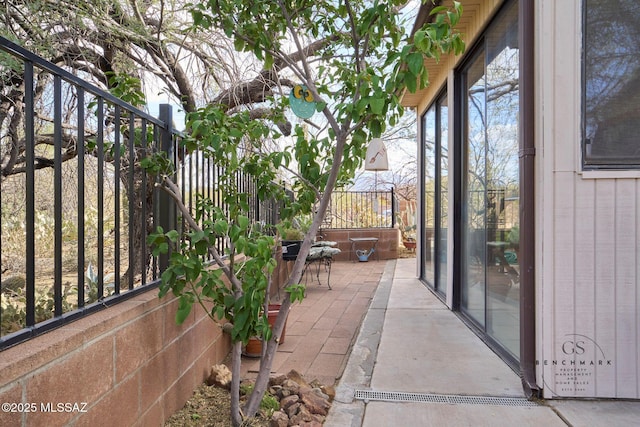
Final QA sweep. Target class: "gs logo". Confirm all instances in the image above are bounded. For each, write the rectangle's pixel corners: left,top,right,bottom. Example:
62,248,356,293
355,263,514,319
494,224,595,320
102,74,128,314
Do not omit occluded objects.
562,340,586,355
560,334,607,358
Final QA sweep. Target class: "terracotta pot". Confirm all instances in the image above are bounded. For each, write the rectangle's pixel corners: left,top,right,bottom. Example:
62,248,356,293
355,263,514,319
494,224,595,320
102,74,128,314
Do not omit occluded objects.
403,240,416,250
242,304,288,358
243,337,263,358
268,304,287,344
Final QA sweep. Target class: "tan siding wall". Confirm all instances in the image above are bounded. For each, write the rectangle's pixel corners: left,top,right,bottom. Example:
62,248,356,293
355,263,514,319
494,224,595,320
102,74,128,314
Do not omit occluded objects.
539,0,640,398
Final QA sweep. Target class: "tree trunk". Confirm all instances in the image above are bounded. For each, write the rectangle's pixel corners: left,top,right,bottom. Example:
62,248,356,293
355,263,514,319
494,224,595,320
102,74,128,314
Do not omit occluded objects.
119,162,155,288
243,131,348,417
230,341,243,427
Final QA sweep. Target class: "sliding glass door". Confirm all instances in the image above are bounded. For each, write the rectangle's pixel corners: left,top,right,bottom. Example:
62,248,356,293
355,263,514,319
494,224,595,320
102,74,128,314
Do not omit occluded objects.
459,0,520,360
421,93,448,297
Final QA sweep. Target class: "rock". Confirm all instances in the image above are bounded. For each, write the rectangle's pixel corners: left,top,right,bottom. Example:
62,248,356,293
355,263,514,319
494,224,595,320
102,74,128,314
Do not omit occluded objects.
1,276,25,294
311,414,326,424
281,379,300,395
286,402,301,418
310,387,329,401
320,384,336,402
270,385,283,396
286,369,310,388
289,405,314,425
270,374,288,386
280,394,299,412
299,387,331,416
278,387,293,399
270,410,289,427
206,364,231,388
263,372,333,426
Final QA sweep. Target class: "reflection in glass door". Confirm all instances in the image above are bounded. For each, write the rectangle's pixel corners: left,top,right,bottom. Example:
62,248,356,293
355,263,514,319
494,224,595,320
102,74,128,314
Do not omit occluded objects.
421,93,448,297
460,0,520,360
437,97,448,297
422,106,436,286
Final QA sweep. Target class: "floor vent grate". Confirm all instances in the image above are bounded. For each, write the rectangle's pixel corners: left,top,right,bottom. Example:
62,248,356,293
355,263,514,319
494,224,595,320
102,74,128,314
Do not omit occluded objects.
354,390,539,407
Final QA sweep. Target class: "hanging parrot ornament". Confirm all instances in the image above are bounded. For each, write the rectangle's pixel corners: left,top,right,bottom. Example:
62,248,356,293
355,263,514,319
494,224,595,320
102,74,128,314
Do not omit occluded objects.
289,84,317,119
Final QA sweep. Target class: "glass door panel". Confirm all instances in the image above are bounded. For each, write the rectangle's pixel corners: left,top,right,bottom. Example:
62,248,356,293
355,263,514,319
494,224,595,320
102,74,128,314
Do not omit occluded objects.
461,50,487,327
422,107,436,285
437,97,448,297
484,0,520,359
459,0,520,360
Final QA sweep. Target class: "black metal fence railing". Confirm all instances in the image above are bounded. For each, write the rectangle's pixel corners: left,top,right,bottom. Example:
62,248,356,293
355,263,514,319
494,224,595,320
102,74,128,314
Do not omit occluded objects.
0,36,175,349
0,37,281,350
322,189,396,229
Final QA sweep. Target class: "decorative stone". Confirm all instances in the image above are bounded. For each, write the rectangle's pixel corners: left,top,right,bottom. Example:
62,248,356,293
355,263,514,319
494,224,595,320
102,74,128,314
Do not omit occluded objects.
278,387,293,399
281,379,300,395
270,410,289,427
320,384,336,401
310,387,329,400
280,394,300,412
270,374,288,387
206,364,232,388
286,402,301,418
262,372,334,427
299,387,331,416
269,385,283,396
289,404,314,425
286,369,310,388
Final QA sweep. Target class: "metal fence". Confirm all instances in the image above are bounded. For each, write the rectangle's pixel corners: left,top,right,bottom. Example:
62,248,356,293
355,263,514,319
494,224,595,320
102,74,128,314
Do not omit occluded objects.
322,189,396,229
0,37,280,350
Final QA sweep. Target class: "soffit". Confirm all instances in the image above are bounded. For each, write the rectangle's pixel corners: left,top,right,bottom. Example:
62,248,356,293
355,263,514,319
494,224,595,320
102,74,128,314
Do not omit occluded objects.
401,0,503,111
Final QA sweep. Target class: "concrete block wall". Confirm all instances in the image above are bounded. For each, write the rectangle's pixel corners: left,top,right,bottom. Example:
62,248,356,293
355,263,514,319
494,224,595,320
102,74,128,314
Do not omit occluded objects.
0,247,306,427
316,228,401,261
0,289,232,427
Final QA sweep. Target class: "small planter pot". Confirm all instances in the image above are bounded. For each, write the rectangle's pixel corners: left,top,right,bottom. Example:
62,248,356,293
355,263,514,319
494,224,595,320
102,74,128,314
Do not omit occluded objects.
243,337,263,358
403,240,416,251
268,304,287,344
242,304,288,358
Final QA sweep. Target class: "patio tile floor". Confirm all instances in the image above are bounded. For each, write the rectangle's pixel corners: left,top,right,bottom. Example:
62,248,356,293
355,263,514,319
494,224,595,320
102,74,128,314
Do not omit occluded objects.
239,259,386,387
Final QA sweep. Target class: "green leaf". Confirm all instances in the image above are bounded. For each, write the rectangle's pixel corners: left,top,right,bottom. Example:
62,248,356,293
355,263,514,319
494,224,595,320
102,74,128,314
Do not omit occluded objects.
166,230,180,242
369,97,385,115
152,242,168,257
407,52,424,78
234,38,245,51
176,294,193,324
404,72,417,93
237,215,249,231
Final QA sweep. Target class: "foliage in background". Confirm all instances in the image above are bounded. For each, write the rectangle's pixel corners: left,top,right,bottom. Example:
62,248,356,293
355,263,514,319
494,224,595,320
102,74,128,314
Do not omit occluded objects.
0,264,113,335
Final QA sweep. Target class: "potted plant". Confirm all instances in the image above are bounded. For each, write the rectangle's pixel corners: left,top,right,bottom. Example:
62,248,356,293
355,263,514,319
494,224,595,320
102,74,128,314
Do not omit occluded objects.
397,211,417,251
402,227,417,250
280,215,311,260
243,303,289,357
281,227,304,260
